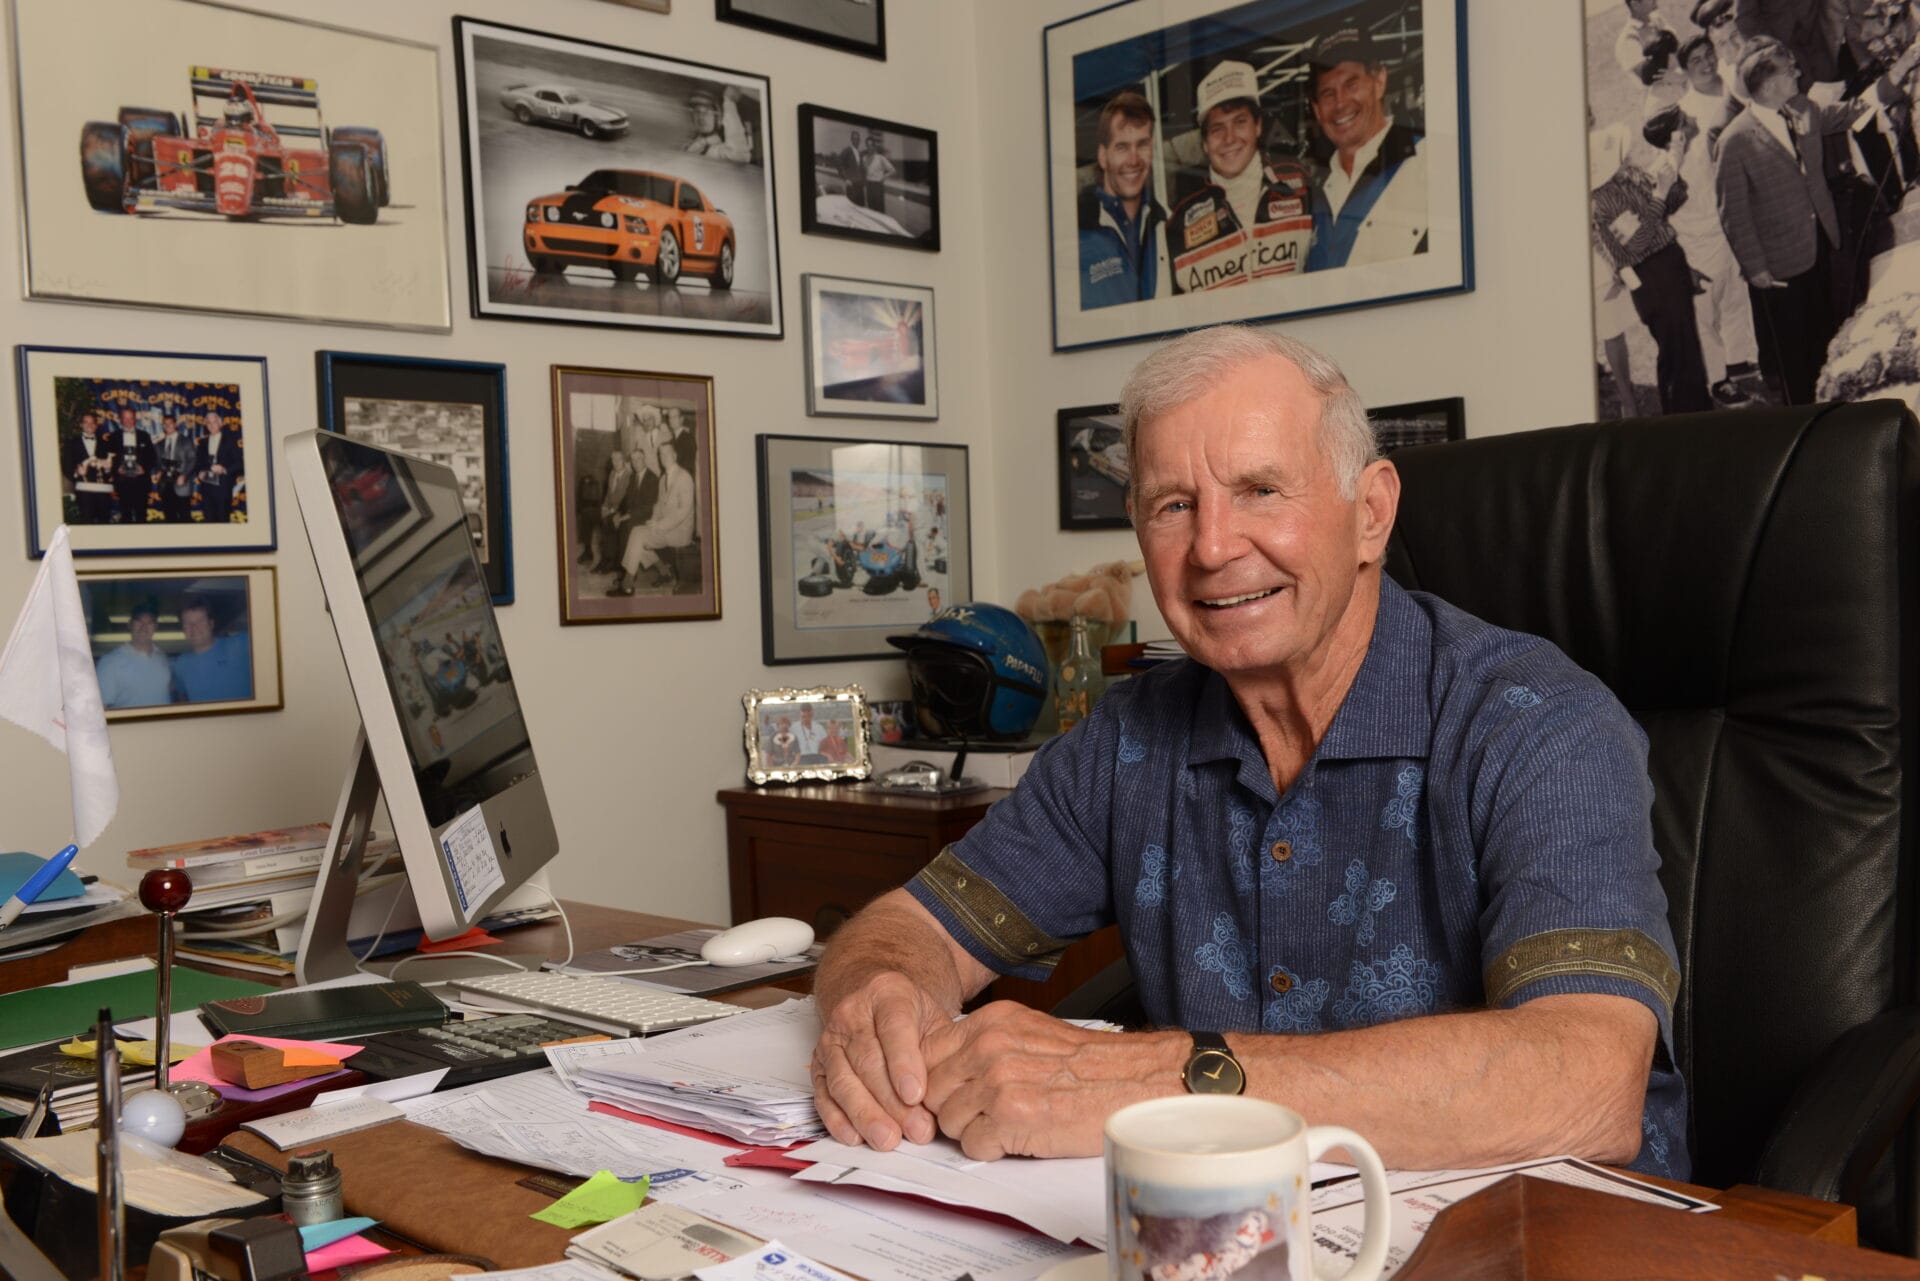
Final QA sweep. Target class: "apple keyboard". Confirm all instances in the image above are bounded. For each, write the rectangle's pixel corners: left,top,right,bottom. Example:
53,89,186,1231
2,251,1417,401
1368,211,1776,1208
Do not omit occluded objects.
446,971,745,1035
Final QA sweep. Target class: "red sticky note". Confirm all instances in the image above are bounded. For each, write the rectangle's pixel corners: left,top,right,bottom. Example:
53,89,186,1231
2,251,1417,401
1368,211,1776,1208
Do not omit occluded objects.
304,1235,390,1271
418,926,501,953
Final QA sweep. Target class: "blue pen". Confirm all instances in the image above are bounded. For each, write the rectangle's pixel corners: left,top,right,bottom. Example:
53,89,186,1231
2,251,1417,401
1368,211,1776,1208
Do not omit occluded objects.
0,844,80,929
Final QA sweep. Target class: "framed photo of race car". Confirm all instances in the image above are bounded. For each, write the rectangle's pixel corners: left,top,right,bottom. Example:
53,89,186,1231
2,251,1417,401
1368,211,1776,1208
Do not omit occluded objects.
802,274,939,420
317,352,515,606
741,686,872,787
11,0,451,332
1043,0,1471,351
1056,402,1130,531
1368,396,1464,453
76,565,284,723
454,18,783,339
16,345,276,559
550,365,721,626
797,104,938,250
756,433,971,665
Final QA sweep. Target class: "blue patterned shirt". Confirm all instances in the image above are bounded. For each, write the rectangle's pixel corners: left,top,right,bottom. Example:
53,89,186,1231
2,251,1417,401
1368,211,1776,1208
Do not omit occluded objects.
908,577,1689,1178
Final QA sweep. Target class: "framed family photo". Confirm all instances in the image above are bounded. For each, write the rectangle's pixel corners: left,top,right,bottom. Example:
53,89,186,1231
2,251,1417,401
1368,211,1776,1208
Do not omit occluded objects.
741,685,872,785
718,0,886,60
77,566,283,722
756,434,970,664
798,104,938,250
1368,396,1463,452
1057,402,1129,530
802,274,938,420
317,352,513,605
551,365,720,625
16,346,274,558
1044,0,1471,351
11,0,451,331
454,18,783,338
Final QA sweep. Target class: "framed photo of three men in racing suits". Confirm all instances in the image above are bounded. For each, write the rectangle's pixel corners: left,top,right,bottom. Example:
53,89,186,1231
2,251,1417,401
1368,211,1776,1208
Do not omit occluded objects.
1044,0,1471,351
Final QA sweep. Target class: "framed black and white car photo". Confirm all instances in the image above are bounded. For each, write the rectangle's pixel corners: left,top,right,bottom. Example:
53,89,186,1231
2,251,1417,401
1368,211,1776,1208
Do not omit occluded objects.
1057,402,1129,530
757,434,970,664
802,274,937,420
16,345,275,558
1044,0,1471,351
798,104,938,251
317,352,514,605
77,566,283,722
718,0,886,61
455,18,783,338
1368,396,1463,452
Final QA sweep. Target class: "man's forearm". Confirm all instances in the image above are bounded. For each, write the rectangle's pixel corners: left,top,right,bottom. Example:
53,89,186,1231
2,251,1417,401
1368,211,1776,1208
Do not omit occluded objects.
813,888,988,1021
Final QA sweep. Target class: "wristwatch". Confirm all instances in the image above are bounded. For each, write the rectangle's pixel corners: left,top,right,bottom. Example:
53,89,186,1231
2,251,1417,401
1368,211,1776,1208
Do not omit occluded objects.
1182,1030,1246,1095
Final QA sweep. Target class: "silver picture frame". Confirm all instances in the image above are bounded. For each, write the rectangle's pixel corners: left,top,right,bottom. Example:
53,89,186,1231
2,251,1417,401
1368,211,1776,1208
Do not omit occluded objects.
742,685,871,785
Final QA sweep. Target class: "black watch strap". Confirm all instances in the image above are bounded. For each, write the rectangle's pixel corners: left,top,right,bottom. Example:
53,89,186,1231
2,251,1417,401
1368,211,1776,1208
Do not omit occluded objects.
1183,1030,1246,1095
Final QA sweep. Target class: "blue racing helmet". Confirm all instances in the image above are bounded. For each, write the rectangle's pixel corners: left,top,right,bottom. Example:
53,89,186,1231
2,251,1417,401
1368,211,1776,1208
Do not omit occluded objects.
888,603,1049,741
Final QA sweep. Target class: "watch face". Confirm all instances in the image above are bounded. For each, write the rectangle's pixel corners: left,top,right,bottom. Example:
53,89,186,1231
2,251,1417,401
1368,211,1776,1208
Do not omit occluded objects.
1184,1048,1245,1095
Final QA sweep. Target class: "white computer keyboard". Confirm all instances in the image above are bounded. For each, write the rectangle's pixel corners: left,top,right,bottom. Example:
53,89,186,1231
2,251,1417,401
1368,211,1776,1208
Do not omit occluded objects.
447,971,745,1035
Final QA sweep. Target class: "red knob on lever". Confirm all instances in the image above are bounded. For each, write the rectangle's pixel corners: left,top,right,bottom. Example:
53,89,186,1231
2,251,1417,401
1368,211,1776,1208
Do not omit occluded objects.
138,868,193,915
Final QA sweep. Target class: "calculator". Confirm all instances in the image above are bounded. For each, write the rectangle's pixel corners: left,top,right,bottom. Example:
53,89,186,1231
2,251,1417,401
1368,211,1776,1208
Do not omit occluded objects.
342,1012,609,1090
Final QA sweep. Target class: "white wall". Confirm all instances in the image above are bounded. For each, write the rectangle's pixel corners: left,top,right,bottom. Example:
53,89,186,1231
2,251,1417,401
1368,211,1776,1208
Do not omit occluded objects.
975,0,1601,642
0,0,991,925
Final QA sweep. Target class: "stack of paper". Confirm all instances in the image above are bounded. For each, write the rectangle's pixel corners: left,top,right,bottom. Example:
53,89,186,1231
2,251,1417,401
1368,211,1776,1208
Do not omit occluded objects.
547,1001,825,1146
567,1201,761,1278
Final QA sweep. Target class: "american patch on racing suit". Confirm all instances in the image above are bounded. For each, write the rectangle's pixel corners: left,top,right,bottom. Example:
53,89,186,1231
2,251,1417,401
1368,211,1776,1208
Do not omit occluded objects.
1167,163,1314,294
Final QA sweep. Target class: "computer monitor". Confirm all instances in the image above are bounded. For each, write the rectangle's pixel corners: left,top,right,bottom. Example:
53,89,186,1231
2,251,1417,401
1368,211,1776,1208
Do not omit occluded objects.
286,430,560,982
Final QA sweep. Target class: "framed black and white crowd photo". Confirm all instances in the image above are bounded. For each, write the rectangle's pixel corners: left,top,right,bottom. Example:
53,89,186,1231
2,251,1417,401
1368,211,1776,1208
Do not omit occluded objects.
77,566,283,722
16,346,275,558
802,274,938,419
1588,0,1920,421
1057,402,1131,531
1044,0,1472,351
797,104,939,250
741,685,873,786
454,18,783,338
756,434,970,664
1368,396,1464,451
317,352,514,605
718,0,886,61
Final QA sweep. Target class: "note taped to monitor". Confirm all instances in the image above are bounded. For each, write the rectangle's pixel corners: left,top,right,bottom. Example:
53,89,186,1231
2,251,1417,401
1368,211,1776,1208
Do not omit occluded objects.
440,806,505,915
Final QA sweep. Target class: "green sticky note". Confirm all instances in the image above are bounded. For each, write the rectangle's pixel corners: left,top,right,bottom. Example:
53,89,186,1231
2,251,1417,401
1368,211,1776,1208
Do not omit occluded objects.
529,1171,649,1229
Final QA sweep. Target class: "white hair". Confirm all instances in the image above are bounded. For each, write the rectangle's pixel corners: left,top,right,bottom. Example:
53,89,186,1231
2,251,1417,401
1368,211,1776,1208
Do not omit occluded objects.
1118,325,1378,502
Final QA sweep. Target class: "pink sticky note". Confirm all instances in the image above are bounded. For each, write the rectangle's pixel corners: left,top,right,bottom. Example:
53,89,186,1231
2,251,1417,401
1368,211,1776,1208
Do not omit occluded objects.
304,1235,391,1271
175,1035,365,1104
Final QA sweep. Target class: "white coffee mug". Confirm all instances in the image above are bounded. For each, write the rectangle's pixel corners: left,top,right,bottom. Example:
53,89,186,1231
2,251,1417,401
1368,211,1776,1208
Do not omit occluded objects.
1104,1096,1391,1281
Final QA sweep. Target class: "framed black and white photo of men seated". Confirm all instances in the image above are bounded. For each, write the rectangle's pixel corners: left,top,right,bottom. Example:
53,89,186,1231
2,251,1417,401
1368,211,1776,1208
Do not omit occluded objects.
742,685,872,785
797,104,937,250
16,346,275,557
1042,0,1471,351
76,566,283,722
1367,396,1464,453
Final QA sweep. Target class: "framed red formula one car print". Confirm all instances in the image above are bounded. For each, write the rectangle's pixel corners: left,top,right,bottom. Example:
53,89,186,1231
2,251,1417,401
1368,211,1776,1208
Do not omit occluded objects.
14,0,450,331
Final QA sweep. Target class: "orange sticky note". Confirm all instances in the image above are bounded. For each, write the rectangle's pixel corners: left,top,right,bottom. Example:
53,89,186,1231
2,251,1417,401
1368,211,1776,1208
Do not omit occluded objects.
417,926,501,953
278,1047,345,1068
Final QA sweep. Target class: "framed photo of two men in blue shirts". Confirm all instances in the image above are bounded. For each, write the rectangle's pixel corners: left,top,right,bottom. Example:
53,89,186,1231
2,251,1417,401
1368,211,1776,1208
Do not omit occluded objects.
76,565,283,722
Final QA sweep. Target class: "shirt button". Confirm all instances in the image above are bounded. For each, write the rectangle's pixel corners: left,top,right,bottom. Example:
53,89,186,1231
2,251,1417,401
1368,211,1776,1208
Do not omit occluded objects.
1270,841,1292,863
1270,972,1293,995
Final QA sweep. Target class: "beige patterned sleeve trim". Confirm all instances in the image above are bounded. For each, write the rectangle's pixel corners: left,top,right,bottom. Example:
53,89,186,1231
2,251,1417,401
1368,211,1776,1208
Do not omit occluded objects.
1484,927,1680,1014
911,846,1073,972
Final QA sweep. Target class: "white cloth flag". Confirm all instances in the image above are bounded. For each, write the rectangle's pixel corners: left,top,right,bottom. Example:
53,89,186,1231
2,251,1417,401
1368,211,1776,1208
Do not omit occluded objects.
0,526,118,846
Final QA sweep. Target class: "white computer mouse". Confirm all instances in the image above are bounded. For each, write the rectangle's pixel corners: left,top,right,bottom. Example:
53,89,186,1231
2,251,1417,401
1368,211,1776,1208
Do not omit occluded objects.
701,916,816,967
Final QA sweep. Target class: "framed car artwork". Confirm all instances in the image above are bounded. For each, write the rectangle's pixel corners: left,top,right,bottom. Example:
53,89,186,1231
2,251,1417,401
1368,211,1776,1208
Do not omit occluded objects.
10,0,451,331
1043,0,1471,351
454,18,783,338
317,352,514,605
1057,402,1129,531
802,274,938,420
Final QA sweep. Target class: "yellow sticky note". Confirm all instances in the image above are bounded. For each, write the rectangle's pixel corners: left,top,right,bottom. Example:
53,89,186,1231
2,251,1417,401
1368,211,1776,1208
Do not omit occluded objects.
529,1171,648,1229
59,1039,193,1065
59,1038,100,1060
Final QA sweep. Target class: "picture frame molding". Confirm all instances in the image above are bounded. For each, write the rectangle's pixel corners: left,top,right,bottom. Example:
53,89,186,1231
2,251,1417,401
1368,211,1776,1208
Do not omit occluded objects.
797,102,939,251
79,563,284,723
718,0,887,62
801,272,939,421
742,684,874,785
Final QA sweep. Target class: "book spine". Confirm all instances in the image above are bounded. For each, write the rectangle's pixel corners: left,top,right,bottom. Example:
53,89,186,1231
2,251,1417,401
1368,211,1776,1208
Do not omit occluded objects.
235,848,327,879
127,825,333,868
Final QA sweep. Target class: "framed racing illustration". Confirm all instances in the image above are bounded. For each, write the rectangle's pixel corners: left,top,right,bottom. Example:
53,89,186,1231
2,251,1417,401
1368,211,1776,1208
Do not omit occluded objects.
318,352,514,606
77,566,284,723
1056,402,1129,531
1043,0,1471,351
802,274,938,420
1369,395,1463,452
455,18,783,339
551,365,721,625
718,0,886,61
797,104,937,250
10,0,451,332
16,345,275,559
756,434,970,665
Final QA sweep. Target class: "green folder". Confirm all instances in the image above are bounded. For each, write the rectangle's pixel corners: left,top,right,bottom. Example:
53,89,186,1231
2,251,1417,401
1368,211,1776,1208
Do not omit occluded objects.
0,967,275,1050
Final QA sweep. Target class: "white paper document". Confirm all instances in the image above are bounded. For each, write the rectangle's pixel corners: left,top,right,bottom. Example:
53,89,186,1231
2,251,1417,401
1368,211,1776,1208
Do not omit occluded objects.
694,1241,856,1281
440,805,505,914
568,1201,762,1279
240,1096,403,1150
2,1132,265,1218
464,1262,628,1281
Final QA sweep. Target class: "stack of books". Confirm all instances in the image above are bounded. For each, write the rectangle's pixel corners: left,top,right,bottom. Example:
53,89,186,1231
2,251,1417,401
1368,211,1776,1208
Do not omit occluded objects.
0,1040,157,1132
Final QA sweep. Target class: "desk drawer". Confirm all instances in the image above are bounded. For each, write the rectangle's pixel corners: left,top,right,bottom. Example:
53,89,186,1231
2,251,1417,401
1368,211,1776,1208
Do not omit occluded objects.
729,817,930,939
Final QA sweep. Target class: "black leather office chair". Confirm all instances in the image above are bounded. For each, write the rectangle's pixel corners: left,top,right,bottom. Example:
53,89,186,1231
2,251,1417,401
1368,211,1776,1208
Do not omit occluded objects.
1056,402,1920,1254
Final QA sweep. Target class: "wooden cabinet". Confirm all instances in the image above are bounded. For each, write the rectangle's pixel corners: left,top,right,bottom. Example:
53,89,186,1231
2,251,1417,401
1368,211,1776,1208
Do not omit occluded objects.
716,783,1122,1013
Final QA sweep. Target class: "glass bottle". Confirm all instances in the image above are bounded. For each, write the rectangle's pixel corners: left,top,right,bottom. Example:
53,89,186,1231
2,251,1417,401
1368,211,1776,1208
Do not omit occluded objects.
1054,615,1103,733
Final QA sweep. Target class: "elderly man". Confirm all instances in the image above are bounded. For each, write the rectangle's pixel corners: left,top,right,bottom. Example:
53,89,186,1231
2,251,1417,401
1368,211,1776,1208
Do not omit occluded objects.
1303,28,1428,271
1168,59,1314,292
810,325,1686,1178
1078,90,1170,310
